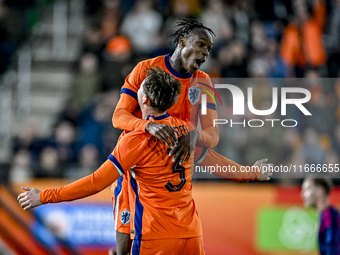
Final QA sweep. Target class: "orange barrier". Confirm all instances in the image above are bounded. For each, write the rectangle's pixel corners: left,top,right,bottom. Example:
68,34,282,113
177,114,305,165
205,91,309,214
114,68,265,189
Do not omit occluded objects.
0,185,53,255
0,184,77,255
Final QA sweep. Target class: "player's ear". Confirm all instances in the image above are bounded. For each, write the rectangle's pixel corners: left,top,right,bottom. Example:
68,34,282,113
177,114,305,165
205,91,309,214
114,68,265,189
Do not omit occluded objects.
143,96,149,105
179,36,186,48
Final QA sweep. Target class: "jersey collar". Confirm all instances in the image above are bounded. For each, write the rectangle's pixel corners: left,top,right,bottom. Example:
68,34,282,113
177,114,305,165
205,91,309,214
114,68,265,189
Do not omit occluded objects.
165,53,192,79
146,113,170,120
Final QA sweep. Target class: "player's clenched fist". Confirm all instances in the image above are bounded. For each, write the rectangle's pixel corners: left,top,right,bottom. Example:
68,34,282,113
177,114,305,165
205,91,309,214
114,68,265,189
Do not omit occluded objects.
17,187,42,210
169,130,200,165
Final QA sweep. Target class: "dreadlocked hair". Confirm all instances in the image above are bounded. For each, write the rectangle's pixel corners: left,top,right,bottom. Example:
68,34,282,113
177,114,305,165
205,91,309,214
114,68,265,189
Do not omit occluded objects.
143,68,182,112
171,18,215,46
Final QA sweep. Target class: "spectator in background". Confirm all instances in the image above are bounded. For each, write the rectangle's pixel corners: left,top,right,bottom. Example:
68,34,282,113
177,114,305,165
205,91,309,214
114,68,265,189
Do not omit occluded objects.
34,147,62,178
264,37,288,78
303,69,337,135
200,0,232,46
81,0,122,70
120,0,163,57
300,128,324,165
53,121,77,169
162,0,194,48
254,0,292,22
233,0,252,44
81,23,107,66
77,91,120,159
18,120,78,178
100,0,121,42
170,0,201,18
301,177,340,255
84,0,103,17
13,117,39,153
281,127,303,164
333,124,340,159
101,33,132,90
74,52,101,107
250,20,268,55
218,40,248,78
325,0,340,77
280,0,327,77
0,1,23,73
336,80,340,122
78,144,100,173
64,143,100,180
9,149,33,183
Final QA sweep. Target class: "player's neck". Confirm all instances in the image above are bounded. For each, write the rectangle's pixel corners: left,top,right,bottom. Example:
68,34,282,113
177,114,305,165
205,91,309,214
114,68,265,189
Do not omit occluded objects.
142,108,167,120
170,49,190,76
316,197,330,214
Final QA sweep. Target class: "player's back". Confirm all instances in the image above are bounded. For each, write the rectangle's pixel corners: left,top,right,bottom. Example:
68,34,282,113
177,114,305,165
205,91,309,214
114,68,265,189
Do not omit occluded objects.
124,114,202,241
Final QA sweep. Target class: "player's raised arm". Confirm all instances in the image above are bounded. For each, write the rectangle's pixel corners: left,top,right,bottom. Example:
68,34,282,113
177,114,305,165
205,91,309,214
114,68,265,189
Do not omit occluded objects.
170,78,219,164
17,159,122,210
112,62,177,147
112,61,151,132
195,78,219,148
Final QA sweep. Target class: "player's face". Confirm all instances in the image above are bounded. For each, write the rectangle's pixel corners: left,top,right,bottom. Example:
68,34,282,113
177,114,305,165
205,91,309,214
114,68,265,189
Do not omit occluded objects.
180,28,214,74
301,179,318,208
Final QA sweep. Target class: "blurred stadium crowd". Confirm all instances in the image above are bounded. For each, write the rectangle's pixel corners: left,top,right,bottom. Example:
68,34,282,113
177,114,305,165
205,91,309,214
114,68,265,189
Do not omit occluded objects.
4,0,340,183
0,0,37,74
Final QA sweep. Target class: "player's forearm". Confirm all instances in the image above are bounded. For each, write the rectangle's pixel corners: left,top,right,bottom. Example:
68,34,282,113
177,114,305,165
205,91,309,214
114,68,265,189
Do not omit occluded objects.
200,149,261,181
197,107,219,148
196,127,219,148
40,160,119,204
213,160,260,181
112,108,151,132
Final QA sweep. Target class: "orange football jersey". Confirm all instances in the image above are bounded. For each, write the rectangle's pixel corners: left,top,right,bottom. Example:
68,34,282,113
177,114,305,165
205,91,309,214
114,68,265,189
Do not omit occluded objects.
41,114,202,240
112,54,219,148
112,114,202,240
112,54,260,180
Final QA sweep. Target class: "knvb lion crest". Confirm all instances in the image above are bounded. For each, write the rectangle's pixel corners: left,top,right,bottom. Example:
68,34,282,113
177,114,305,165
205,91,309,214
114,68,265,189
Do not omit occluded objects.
120,210,131,225
188,86,201,105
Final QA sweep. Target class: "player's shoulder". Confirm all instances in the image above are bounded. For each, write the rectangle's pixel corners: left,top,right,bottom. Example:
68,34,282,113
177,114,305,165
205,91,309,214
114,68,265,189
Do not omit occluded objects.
194,70,213,88
195,69,211,79
138,55,165,69
118,130,152,147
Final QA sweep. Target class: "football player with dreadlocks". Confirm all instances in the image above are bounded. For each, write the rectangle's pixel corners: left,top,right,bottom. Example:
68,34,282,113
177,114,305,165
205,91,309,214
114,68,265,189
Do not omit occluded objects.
111,18,272,255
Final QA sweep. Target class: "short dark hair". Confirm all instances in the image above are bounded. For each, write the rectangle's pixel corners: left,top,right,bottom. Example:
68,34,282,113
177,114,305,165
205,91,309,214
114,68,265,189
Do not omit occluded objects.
310,178,334,195
171,18,215,46
143,68,181,112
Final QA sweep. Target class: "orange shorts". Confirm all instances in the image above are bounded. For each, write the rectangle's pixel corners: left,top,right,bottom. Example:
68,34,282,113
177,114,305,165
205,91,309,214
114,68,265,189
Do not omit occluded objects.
132,237,205,255
111,173,131,234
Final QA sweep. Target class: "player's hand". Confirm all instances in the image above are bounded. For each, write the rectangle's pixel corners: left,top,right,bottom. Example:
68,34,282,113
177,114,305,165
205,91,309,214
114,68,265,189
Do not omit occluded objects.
253,158,273,181
169,130,199,165
146,122,178,147
17,187,42,210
